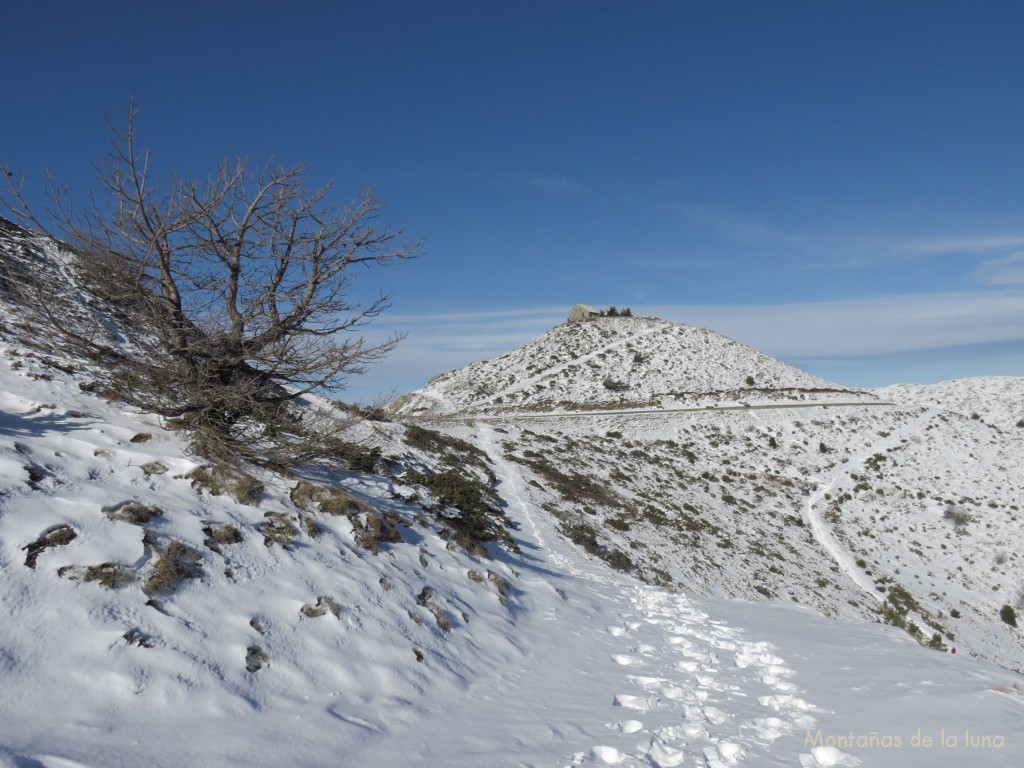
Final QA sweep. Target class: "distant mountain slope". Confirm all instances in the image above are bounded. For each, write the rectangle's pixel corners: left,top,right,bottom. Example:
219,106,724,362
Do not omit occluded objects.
391,314,1024,672
455,389,1024,672
877,376,1024,430
392,315,871,417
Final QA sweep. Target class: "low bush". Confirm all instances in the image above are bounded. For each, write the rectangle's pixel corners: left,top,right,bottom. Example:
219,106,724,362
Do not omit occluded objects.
404,467,508,553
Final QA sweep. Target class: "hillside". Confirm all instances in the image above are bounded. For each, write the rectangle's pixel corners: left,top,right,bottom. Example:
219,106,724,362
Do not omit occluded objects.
877,377,1024,430
390,315,874,418
395,312,1024,672
2,221,1023,767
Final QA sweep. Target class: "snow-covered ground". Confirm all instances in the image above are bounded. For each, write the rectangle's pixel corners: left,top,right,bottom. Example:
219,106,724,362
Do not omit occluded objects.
3,221,1023,766
2,371,1022,766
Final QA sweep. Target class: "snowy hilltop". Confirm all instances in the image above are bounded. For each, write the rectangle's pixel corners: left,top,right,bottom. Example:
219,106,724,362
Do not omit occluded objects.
2,222,1023,768
391,313,874,418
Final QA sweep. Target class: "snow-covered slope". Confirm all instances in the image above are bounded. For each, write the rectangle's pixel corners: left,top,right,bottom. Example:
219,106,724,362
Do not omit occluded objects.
392,314,1024,673
2,348,1024,768
2,340,1023,767
0,327,527,757
877,377,1024,430
3,222,1023,767
391,316,872,417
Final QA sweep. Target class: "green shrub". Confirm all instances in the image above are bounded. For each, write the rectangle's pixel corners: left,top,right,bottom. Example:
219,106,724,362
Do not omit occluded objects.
1000,604,1018,627
942,506,973,527
563,522,601,555
404,467,509,553
404,425,490,470
321,436,382,472
605,549,633,572
606,516,631,532
516,457,621,509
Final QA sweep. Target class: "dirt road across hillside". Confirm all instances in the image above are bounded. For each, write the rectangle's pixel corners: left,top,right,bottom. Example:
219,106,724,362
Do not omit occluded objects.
425,400,895,423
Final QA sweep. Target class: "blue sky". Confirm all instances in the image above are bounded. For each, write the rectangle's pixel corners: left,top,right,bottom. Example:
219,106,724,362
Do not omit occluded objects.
5,1,1024,402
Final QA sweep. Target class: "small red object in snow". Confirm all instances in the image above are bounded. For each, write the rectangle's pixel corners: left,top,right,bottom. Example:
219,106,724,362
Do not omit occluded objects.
951,647,957,654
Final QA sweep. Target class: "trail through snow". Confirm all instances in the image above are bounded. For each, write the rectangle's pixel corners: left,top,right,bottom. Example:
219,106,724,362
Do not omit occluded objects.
366,427,839,768
800,407,940,602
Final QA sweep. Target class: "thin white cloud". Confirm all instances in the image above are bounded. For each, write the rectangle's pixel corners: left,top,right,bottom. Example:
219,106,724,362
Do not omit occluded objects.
510,174,584,194
903,236,1024,256
676,205,813,251
973,251,1024,286
385,306,567,324
644,292,1024,358
671,203,1024,271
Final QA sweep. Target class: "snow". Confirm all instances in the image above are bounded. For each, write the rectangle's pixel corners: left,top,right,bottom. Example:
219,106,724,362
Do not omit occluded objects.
2,221,1023,766
2,344,1022,766
877,377,1024,430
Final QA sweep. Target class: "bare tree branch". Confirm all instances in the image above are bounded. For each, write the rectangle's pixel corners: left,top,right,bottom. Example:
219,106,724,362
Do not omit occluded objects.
1,103,420,463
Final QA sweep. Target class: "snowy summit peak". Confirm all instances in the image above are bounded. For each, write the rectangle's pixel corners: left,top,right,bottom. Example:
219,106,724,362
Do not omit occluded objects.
391,310,867,417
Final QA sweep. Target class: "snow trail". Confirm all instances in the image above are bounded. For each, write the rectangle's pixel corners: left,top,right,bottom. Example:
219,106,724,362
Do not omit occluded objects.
471,426,831,768
801,406,940,602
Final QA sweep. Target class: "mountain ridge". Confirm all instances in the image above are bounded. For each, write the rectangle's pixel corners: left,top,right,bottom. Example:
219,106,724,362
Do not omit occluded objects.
392,313,875,418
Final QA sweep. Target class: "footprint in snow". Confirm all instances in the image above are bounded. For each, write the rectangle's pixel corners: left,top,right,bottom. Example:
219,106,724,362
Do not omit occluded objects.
746,716,790,741
625,674,665,690
589,745,624,764
798,746,861,767
606,719,644,734
645,740,686,767
611,654,642,666
702,705,729,725
612,693,651,711
702,741,744,767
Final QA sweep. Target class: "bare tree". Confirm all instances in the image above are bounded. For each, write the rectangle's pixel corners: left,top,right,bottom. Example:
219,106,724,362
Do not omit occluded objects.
2,103,419,461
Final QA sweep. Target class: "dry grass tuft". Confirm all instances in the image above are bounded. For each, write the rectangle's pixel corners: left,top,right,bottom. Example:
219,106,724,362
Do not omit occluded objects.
104,501,164,525
144,540,203,594
300,596,342,619
259,513,299,549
